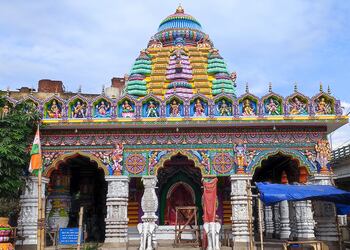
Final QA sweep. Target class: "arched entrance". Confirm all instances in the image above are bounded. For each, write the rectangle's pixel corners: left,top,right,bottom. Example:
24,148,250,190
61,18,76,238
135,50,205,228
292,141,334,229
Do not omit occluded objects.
252,152,308,184
47,154,107,243
157,153,203,225
251,152,310,240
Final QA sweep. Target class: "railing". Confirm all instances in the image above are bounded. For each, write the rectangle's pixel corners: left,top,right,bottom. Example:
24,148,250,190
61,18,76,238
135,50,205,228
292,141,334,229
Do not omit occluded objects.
332,144,350,161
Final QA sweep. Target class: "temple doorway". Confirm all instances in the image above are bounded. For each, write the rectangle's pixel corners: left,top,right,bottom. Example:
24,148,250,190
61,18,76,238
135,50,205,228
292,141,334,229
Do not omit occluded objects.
251,152,309,239
252,152,306,184
157,153,203,225
48,155,107,243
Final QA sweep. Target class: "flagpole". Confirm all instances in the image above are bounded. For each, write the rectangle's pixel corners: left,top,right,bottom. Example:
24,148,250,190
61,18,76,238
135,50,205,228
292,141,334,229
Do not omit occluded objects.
37,167,43,250
32,123,44,250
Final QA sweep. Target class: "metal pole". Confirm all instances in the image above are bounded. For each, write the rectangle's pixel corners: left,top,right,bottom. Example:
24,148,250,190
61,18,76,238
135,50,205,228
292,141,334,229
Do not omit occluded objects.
258,196,264,250
37,169,43,250
77,206,84,250
40,196,46,250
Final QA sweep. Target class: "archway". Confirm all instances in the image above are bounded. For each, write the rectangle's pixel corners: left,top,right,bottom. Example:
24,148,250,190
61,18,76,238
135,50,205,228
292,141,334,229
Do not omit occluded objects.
47,155,107,243
251,152,309,240
157,153,203,225
252,152,307,184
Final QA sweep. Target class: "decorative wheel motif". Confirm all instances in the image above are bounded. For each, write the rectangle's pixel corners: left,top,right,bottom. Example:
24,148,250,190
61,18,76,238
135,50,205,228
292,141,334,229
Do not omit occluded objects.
125,154,146,174
212,153,234,174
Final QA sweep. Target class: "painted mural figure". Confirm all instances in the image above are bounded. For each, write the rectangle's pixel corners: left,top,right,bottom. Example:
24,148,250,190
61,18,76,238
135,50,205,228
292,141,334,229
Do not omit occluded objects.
48,100,62,118
170,100,180,117
242,99,255,116
111,143,123,175
315,140,331,172
121,100,134,118
72,101,86,118
95,101,110,117
316,97,331,115
289,97,307,115
147,101,158,117
218,99,231,116
194,99,205,117
234,143,247,174
265,98,280,115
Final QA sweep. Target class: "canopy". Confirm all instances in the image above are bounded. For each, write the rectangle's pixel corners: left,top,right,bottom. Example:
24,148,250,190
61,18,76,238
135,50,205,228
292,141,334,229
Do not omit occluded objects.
256,182,350,215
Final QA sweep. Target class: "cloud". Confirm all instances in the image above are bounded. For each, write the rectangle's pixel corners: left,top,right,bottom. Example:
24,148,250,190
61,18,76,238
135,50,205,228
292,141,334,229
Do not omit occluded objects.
329,101,350,149
0,0,349,100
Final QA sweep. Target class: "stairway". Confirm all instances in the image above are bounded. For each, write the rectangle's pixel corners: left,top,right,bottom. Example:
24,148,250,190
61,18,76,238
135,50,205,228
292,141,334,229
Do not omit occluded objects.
128,201,139,226
222,200,232,225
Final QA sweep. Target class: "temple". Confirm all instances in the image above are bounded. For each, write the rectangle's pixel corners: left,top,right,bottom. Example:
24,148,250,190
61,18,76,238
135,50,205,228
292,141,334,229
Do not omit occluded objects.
2,5,349,250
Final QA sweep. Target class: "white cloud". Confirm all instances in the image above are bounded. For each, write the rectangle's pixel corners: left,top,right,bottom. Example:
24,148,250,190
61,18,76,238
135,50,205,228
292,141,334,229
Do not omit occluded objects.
0,0,349,100
330,101,350,149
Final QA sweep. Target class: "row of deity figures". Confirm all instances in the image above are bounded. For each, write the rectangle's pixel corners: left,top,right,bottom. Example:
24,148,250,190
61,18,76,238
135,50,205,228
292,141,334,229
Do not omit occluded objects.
2,93,341,120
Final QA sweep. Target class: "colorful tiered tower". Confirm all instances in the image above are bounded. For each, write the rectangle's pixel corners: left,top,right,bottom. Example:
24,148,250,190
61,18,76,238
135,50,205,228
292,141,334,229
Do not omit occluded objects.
207,49,236,96
125,50,152,97
126,5,236,99
165,47,193,98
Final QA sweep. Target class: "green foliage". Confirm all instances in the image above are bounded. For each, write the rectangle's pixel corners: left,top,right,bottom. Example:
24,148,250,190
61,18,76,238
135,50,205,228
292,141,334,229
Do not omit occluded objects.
0,97,41,216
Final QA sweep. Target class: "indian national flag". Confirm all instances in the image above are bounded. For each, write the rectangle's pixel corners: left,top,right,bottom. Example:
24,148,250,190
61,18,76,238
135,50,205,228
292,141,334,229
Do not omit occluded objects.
29,127,42,172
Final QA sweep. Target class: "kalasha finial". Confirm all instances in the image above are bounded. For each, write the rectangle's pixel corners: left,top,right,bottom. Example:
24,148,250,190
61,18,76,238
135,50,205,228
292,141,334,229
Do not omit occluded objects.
6,86,10,96
245,82,249,93
327,85,331,95
176,4,184,13
294,82,298,92
102,85,105,95
268,82,272,93
78,85,82,93
319,82,323,92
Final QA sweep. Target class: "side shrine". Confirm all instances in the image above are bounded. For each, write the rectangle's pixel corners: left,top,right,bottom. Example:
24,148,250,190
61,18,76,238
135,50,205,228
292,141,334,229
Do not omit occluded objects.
2,5,348,250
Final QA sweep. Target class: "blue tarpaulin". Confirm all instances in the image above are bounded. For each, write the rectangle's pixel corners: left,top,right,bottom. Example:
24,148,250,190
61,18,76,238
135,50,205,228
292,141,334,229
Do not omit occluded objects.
256,182,350,215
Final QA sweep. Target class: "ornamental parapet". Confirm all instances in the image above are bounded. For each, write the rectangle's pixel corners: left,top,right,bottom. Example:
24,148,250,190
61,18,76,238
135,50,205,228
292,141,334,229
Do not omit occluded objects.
1,88,347,130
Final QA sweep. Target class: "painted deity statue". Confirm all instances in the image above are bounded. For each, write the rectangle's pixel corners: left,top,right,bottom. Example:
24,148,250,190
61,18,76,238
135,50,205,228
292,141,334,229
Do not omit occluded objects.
111,143,123,175
72,101,86,118
170,100,180,117
147,101,158,117
265,98,280,115
316,97,331,115
242,99,255,116
48,100,62,118
121,100,134,118
194,99,205,117
234,143,248,174
95,100,110,117
218,99,231,116
315,140,331,172
289,97,307,115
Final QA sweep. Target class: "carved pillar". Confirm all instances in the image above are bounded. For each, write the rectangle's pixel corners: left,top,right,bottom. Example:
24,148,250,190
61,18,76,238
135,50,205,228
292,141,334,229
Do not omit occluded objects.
292,200,315,239
141,176,158,222
140,176,158,249
273,203,280,238
17,176,49,245
310,174,339,242
279,200,291,239
230,174,253,249
264,205,274,238
104,176,129,244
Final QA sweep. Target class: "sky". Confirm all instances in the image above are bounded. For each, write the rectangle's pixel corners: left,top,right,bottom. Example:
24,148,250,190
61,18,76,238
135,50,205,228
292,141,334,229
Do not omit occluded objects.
0,0,349,148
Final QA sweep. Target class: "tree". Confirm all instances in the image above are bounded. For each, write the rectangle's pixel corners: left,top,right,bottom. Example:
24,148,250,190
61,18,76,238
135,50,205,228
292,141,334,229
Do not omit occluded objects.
0,97,40,217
